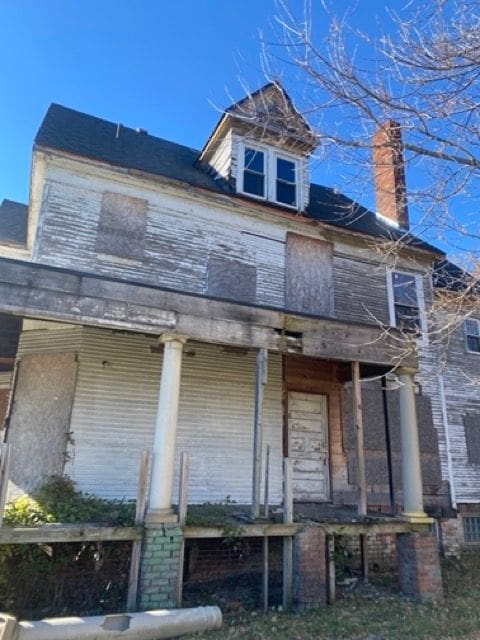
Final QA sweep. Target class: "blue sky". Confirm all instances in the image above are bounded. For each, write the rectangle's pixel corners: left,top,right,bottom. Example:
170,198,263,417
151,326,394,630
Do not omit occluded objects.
0,1,389,201
0,1,472,261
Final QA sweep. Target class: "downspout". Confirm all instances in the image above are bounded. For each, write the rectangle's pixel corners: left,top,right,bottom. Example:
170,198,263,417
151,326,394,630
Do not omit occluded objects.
0,606,222,640
439,373,457,509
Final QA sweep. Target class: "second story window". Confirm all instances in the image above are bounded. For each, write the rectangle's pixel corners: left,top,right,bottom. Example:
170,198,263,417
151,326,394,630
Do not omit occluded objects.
243,148,265,197
239,142,300,209
387,269,425,335
465,319,480,353
276,157,296,206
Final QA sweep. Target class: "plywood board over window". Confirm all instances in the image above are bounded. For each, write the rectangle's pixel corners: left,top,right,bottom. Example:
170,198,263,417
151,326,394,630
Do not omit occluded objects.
6,352,78,498
207,256,257,304
96,191,148,261
464,414,480,464
285,233,334,317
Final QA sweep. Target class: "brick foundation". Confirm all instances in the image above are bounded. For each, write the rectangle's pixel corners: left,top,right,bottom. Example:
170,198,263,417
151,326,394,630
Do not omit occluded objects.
439,518,460,557
139,524,183,610
396,532,443,602
293,526,327,609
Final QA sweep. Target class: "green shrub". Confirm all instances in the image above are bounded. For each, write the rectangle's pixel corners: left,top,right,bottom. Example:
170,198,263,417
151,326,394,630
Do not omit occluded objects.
0,476,135,618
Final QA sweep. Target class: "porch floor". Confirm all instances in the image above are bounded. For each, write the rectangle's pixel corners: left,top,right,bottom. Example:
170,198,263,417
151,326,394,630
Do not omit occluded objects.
182,502,428,538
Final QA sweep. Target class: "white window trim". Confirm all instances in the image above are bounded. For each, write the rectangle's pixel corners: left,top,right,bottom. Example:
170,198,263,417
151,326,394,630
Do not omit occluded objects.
464,318,480,354
237,140,303,210
386,268,428,345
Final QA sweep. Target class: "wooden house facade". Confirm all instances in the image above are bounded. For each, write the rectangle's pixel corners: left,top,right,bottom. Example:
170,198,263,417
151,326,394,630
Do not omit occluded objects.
0,83,450,608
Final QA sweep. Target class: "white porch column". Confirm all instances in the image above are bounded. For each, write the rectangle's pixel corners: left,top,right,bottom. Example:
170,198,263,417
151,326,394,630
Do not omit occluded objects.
397,368,429,522
147,333,187,523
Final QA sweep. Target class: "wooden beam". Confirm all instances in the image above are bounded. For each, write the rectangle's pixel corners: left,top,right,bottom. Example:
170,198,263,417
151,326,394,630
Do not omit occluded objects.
0,526,142,544
183,523,299,539
0,257,417,369
352,362,367,517
182,519,429,539
262,536,269,612
252,349,268,519
0,444,11,527
127,450,152,612
177,451,190,608
327,535,336,604
283,458,294,610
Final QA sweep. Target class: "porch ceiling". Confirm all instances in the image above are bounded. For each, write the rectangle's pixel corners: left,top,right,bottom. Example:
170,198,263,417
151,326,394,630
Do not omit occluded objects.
0,257,416,369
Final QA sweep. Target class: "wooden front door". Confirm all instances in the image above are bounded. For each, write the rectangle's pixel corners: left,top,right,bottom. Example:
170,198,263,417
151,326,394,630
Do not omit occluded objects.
288,391,330,501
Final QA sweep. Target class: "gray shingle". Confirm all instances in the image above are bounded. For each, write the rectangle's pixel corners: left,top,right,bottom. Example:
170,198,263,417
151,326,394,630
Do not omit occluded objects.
0,199,28,245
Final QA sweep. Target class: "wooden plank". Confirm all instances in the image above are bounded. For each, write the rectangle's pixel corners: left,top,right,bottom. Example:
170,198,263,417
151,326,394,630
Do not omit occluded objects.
176,451,189,608
263,536,269,612
360,533,369,582
327,535,336,604
0,526,142,544
285,233,334,317
252,348,267,518
352,362,367,516
282,456,294,611
0,444,11,527
183,524,299,539
178,452,190,526
283,458,293,524
127,450,152,612
263,444,270,518
283,536,293,610
317,521,430,535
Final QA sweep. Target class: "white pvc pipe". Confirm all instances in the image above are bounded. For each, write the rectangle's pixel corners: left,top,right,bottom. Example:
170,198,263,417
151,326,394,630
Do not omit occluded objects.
0,606,222,640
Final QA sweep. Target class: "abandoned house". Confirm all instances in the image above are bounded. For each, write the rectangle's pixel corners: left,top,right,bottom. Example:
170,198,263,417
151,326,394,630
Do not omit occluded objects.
0,81,465,609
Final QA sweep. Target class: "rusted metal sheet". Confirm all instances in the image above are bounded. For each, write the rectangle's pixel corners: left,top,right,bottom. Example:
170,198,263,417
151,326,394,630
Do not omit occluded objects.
285,233,334,317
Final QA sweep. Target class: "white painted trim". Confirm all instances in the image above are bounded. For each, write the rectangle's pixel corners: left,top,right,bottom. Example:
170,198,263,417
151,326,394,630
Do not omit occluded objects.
439,373,457,509
237,140,304,211
386,267,428,345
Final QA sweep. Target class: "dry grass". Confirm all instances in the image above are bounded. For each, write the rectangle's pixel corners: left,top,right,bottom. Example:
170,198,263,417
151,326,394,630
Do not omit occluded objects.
186,550,480,640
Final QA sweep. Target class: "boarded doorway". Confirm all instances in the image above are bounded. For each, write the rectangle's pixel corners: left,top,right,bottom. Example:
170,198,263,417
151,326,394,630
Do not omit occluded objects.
288,391,330,501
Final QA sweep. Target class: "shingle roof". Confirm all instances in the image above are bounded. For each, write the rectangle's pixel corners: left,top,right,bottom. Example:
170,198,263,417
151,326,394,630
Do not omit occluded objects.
35,103,440,255
0,199,28,246
433,259,476,292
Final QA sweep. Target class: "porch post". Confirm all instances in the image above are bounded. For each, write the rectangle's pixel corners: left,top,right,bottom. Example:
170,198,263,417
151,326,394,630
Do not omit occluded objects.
147,333,187,522
397,368,429,522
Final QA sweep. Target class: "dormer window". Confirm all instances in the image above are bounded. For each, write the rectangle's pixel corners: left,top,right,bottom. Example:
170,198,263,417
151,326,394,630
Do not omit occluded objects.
238,142,301,209
243,147,265,197
276,157,296,206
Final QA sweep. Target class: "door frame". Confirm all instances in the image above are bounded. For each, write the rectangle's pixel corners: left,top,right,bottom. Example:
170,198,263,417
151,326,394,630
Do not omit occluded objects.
286,389,332,502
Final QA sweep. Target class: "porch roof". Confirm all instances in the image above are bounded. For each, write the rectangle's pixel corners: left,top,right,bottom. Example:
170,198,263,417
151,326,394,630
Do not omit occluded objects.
0,256,416,369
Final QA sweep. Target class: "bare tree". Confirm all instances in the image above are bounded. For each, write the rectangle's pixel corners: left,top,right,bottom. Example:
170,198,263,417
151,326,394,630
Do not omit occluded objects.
256,0,480,362
264,0,480,264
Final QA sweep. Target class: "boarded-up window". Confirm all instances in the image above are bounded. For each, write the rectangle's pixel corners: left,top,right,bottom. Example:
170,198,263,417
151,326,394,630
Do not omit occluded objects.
7,352,78,496
285,233,334,316
207,257,257,304
96,192,147,260
464,414,480,464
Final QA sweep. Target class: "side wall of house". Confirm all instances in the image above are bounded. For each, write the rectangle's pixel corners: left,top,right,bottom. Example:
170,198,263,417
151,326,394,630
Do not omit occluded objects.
440,321,480,504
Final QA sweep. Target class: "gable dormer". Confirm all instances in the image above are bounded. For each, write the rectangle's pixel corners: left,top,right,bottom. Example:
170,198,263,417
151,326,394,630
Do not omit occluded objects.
198,82,316,211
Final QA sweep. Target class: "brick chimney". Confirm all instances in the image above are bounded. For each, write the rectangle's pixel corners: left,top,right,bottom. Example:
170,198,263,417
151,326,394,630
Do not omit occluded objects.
372,120,409,229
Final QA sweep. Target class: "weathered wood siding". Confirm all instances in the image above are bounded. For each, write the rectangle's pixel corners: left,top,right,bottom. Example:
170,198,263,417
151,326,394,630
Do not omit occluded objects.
32,160,429,330
436,319,480,503
16,324,284,504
